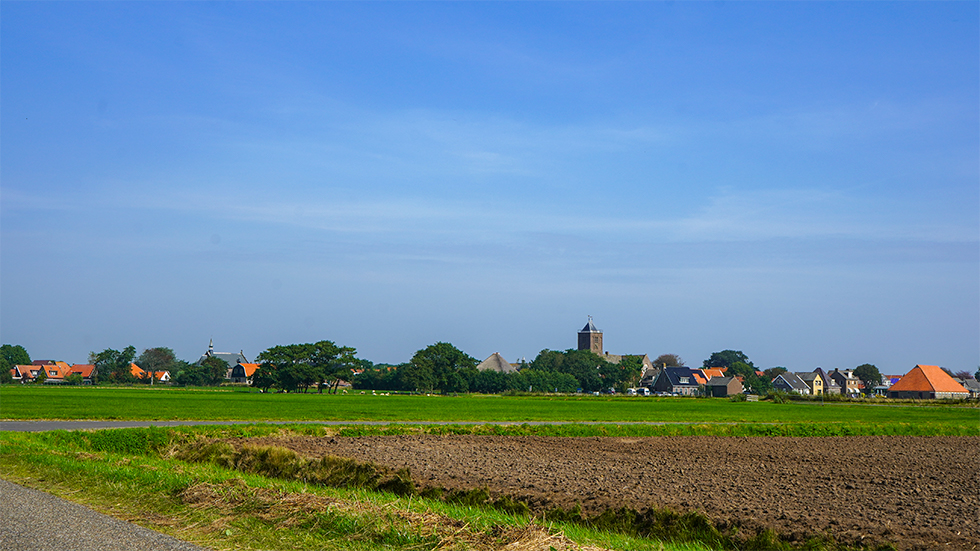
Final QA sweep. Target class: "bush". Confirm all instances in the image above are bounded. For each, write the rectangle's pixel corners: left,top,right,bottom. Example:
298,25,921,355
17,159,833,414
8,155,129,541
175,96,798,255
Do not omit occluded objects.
766,391,789,404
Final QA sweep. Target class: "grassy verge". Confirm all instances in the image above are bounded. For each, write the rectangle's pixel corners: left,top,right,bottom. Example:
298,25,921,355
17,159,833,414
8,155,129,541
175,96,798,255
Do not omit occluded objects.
1,426,903,551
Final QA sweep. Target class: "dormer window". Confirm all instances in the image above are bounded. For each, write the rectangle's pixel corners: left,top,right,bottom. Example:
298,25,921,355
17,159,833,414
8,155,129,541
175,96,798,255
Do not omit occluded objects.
680,377,690,384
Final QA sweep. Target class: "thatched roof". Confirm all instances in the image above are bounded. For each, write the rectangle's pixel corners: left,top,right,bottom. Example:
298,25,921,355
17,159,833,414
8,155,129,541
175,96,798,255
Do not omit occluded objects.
477,352,517,373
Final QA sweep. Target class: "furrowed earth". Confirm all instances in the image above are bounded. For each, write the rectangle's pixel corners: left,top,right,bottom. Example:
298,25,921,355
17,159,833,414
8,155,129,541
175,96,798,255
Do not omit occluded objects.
233,434,978,551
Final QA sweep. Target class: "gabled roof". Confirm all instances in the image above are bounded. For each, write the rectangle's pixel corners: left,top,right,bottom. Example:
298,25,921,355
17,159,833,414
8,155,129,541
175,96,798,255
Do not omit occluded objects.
813,368,840,389
659,367,706,387
37,362,71,379
702,368,726,380
199,351,248,367
889,365,969,394
131,363,147,378
775,372,810,392
477,353,517,373
959,378,980,391
236,363,259,377
70,364,95,377
706,376,737,387
13,365,36,379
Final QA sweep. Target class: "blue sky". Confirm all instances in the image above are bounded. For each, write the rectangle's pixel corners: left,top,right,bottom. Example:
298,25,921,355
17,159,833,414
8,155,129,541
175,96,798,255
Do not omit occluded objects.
2,2,977,374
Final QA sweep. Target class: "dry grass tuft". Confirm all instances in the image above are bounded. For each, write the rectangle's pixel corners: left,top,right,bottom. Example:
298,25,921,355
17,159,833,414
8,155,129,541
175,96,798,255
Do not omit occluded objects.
178,480,611,550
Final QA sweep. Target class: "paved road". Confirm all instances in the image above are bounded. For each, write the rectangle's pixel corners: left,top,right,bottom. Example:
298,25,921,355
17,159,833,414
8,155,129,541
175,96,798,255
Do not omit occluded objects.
0,479,206,551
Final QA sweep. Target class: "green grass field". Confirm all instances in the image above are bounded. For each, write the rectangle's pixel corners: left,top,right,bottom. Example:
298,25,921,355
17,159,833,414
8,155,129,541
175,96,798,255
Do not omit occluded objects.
1,385,976,435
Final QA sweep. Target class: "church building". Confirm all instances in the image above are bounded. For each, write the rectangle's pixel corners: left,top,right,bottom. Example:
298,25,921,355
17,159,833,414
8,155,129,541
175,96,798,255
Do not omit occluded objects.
576,317,654,375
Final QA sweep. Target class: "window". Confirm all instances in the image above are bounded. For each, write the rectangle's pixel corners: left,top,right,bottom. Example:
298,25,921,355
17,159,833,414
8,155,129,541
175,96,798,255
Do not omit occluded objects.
680,377,689,384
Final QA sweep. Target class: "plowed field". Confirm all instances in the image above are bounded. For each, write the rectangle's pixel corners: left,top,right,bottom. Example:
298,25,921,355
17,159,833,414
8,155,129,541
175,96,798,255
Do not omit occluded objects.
236,435,978,550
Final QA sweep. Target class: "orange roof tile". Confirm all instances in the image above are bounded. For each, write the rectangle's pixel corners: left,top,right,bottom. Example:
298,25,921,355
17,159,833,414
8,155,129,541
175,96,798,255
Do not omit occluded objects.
889,365,968,394
70,364,95,377
14,365,37,379
238,363,259,377
702,368,726,380
130,363,147,378
36,362,72,379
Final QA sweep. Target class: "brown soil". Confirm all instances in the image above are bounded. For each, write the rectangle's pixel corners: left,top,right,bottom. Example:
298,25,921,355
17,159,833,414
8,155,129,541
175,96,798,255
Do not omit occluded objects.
234,435,979,550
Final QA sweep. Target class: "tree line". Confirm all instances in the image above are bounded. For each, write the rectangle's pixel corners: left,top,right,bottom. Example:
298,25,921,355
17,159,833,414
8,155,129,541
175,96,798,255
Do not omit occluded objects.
351,343,645,395
4,341,978,395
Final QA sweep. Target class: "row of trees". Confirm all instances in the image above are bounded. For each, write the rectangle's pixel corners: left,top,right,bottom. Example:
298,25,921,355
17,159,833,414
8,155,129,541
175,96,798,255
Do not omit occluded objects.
87,346,227,386
350,344,645,394
6,341,980,396
251,341,357,393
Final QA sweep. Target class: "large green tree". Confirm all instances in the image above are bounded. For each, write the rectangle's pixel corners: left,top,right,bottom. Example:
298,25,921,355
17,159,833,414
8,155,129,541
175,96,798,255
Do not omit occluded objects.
602,355,645,392
135,347,177,383
92,346,137,384
1,344,31,368
728,361,770,394
652,354,684,368
763,367,788,380
255,340,352,393
530,349,611,392
0,344,31,383
407,342,477,393
703,350,753,369
173,357,227,386
853,363,882,394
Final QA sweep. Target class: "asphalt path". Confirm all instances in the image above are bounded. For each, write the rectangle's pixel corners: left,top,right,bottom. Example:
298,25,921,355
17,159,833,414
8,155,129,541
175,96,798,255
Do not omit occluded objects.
0,479,205,551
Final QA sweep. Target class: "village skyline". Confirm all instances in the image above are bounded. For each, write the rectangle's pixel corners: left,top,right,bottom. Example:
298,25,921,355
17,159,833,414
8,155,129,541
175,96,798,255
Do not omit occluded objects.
2,3,977,373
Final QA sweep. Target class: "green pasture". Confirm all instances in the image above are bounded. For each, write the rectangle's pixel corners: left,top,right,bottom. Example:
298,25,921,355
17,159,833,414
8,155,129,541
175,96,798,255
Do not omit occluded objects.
1,385,976,435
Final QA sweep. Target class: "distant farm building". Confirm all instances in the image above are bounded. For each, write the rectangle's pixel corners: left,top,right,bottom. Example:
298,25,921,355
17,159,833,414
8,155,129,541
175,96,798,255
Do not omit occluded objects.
888,365,969,399
477,352,517,374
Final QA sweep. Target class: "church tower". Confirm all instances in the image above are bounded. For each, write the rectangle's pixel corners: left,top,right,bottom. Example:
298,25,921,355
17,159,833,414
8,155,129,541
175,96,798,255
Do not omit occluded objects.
577,316,603,355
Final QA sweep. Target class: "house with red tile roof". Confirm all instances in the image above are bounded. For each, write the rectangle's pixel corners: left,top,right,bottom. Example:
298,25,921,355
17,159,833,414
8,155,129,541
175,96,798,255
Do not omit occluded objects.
10,365,33,383
12,362,72,383
888,365,969,399
702,367,727,380
67,364,96,384
69,364,95,378
130,363,171,384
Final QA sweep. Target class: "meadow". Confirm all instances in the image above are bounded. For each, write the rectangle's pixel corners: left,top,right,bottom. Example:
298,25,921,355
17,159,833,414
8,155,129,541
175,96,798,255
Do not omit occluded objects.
1,385,977,436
